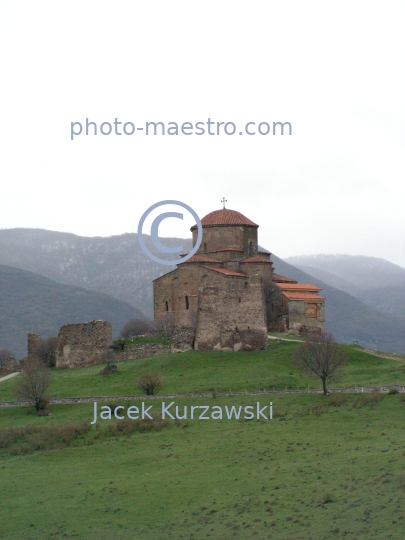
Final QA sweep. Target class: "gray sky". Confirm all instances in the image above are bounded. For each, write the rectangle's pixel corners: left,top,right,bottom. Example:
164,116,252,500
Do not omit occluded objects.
1,1,404,267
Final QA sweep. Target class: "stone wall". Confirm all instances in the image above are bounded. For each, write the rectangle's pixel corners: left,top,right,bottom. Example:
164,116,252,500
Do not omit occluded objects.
171,326,196,352
194,274,268,351
0,356,18,376
27,332,41,357
287,300,325,334
55,320,112,369
114,342,171,361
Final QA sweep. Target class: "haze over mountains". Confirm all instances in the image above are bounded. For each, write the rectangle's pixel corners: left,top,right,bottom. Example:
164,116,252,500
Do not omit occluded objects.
286,254,405,322
0,264,145,359
0,229,404,357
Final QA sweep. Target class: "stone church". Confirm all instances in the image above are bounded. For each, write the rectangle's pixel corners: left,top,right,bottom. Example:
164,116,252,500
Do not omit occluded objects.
153,204,325,351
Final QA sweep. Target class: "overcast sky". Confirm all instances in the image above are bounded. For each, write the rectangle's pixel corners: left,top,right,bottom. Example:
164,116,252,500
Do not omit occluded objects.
1,1,404,267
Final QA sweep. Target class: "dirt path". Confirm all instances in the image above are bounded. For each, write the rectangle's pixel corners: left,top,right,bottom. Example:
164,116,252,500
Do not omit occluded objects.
359,349,405,363
0,372,20,383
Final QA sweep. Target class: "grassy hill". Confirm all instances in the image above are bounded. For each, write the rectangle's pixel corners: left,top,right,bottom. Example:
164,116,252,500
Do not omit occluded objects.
1,341,404,402
0,264,146,359
0,344,404,539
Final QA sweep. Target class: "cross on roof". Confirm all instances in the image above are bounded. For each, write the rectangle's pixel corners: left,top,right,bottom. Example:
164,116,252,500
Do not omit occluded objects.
221,197,227,209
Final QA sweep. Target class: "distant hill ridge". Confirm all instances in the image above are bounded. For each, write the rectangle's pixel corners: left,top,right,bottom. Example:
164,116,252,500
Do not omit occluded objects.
285,254,405,324
0,229,404,354
0,264,146,359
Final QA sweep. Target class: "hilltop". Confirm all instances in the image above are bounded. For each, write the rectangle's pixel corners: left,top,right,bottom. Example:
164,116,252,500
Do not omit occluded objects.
0,229,404,353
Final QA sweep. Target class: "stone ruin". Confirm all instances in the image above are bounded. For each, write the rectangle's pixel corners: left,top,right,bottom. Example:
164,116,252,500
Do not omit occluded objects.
0,354,18,376
55,320,112,369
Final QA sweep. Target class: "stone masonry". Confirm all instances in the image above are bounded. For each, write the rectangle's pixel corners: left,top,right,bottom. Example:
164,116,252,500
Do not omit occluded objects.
55,320,112,369
153,206,325,350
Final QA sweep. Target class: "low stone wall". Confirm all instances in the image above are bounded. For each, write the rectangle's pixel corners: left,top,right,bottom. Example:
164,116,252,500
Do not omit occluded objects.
0,356,19,376
115,342,171,362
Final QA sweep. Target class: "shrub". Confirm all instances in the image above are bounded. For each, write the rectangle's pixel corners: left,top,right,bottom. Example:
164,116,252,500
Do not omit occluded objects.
0,422,90,454
388,388,399,395
328,393,349,407
120,319,151,340
14,358,52,412
35,337,58,367
99,363,118,375
136,371,163,395
352,391,383,408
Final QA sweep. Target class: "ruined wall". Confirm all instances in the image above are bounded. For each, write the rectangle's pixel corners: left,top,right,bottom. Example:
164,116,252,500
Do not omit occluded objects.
27,332,41,357
0,355,18,376
287,300,325,333
194,274,268,351
55,320,112,368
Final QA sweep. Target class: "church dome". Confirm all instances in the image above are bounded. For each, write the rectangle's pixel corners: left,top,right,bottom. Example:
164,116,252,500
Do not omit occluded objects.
191,208,258,229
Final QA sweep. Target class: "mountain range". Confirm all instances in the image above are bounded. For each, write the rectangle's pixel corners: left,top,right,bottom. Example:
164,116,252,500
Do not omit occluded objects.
0,264,145,359
285,254,405,322
0,229,404,357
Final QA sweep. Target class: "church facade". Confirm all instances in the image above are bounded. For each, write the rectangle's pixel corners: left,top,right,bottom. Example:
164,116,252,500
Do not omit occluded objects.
153,206,325,351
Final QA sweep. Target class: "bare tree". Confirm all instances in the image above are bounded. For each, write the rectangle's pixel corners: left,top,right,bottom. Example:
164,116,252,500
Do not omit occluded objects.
35,337,58,367
120,319,151,340
15,358,52,412
293,332,347,395
136,371,163,395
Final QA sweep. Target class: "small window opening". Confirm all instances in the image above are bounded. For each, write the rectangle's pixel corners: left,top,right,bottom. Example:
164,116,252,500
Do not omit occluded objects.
165,301,169,312
185,295,189,310
244,281,248,288
238,297,241,303
204,242,207,253
249,242,253,256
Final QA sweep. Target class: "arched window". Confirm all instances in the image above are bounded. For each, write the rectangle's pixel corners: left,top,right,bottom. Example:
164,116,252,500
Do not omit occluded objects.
185,296,189,310
204,242,207,253
165,301,169,312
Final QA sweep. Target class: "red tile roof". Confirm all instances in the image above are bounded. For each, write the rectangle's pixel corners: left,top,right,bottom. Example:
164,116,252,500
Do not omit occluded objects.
201,266,248,277
272,273,298,283
191,208,258,229
282,292,324,301
241,255,271,263
179,255,219,264
276,283,321,291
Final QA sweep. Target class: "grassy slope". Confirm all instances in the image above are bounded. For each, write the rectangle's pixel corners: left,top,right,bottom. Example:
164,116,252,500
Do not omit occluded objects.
1,342,405,403
1,344,405,539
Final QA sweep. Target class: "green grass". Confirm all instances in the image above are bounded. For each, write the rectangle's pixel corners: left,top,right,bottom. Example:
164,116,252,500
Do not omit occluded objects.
1,393,404,539
1,343,404,403
1,343,405,539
